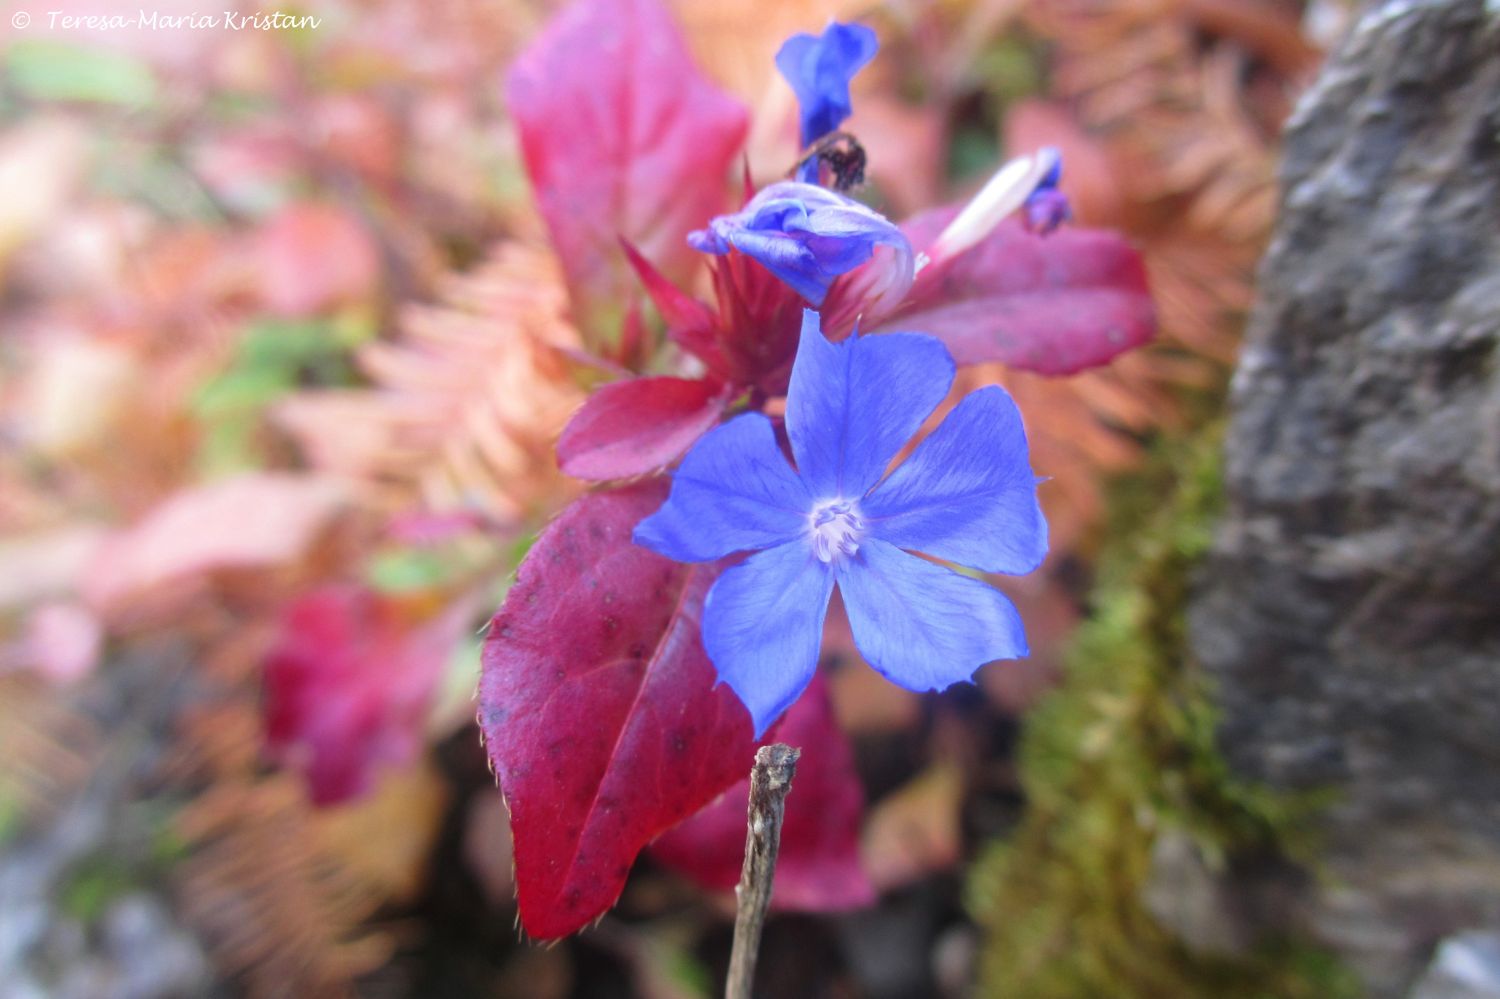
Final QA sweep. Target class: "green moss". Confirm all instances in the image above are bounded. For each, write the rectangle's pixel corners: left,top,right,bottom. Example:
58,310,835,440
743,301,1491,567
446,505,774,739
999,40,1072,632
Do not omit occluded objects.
969,425,1359,998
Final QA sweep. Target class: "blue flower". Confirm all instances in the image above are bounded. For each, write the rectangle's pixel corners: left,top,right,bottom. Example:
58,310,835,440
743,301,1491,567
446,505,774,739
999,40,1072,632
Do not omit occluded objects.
635,311,1048,736
688,181,911,306
776,22,879,149
1022,147,1072,235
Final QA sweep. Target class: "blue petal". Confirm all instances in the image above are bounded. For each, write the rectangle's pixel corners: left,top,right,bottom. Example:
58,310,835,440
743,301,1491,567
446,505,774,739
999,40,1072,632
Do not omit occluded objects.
1034,146,1063,189
836,538,1027,691
687,226,730,254
1020,147,1071,234
691,183,909,305
785,310,955,501
703,542,834,737
775,22,879,147
634,413,811,563
864,386,1047,574
724,229,829,303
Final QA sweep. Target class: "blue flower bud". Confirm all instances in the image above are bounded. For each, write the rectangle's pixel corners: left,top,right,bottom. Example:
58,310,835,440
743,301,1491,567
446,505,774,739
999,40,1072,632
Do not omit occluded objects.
775,22,878,149
689,182,911,306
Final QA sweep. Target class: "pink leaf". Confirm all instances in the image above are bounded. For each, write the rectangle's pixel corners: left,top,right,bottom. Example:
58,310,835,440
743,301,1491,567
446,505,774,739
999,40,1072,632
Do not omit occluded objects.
82,474,347,614
879,213,1155,375
557,377,729,481
0,526,108,610
251,202,381,317
263,586,466,806
17,602,102,686
478,482,760,939
384,509,488,546
651,675,875,912
507,0,747,336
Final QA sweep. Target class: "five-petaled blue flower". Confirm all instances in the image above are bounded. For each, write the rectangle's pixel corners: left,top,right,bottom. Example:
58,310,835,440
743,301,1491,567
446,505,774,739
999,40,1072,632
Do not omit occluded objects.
776,21,878,150
634,311,1049,736
688,181,911,306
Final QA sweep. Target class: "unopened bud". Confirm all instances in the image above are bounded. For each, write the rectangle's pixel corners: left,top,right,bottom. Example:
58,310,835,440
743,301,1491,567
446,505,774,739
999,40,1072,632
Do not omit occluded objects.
926,148,1063,265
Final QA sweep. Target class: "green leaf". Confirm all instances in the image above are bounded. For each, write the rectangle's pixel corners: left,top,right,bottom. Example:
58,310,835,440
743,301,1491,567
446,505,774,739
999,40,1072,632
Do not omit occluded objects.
7,41,156,106
365,548,454,594
193,365,293,417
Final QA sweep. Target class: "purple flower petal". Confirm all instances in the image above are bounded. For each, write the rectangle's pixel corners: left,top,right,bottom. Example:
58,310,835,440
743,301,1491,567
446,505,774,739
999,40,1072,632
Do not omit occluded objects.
703,542,834,737
785,311,954,501
634,413,811,563
775,22,878,147
864,386,1047,574
836,538,1028,691
1022,150,1071,236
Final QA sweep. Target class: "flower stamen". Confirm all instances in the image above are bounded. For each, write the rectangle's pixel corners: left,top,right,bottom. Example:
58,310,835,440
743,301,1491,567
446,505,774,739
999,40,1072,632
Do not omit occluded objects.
809,498,865,563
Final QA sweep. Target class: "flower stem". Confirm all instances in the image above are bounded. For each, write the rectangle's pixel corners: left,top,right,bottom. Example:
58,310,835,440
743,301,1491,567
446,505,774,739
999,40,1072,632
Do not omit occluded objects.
725,743,800,999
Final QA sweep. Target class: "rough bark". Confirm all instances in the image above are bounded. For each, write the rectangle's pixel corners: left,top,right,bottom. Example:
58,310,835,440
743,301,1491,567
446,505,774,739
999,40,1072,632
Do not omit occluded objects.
1187,1,1500,995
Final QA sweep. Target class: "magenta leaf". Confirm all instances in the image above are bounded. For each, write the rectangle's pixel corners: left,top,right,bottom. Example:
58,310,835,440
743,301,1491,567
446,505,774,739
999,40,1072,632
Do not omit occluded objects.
557,377,730,481
710,250,807,393
507,0,748,337
651,675,875,912
621,239,726,375
478,482,761,939
878,211,1155,375
263,586,465,806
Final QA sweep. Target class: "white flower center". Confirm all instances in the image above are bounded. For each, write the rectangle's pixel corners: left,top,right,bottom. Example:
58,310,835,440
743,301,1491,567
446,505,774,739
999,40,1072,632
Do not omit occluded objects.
808,498,865,564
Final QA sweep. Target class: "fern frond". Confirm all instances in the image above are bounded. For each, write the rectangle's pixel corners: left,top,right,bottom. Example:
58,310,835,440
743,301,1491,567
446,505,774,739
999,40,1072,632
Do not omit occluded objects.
0,676,101,820
277,244,583,523
174,778,392,997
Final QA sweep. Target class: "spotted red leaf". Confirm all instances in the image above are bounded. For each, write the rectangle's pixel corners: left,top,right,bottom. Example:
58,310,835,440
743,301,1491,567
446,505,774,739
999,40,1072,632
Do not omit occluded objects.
877,212,1154,375
651,675,874,912
478,482,760,939
507,0,747,337
557,377,729,482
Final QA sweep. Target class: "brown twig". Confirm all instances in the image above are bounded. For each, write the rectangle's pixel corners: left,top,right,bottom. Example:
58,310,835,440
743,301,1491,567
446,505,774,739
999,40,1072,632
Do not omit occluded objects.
724,743,800,999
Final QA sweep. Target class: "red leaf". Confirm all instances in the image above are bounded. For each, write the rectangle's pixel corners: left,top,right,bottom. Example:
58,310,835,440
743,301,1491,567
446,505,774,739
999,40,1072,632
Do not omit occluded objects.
478,482,760,939
710,250,806,394
880,212,1155,375
263,586,466,806
557,377,729,481
507,0,747,337
621,239,725,375
651,676,875,912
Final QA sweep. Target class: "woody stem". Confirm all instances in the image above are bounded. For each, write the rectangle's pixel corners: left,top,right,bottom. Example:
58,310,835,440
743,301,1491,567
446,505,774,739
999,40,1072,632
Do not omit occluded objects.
724,743,800,999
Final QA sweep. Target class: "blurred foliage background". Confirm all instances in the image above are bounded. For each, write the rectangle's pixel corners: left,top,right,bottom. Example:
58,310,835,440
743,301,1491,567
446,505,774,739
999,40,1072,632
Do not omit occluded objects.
0,0,1345,996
